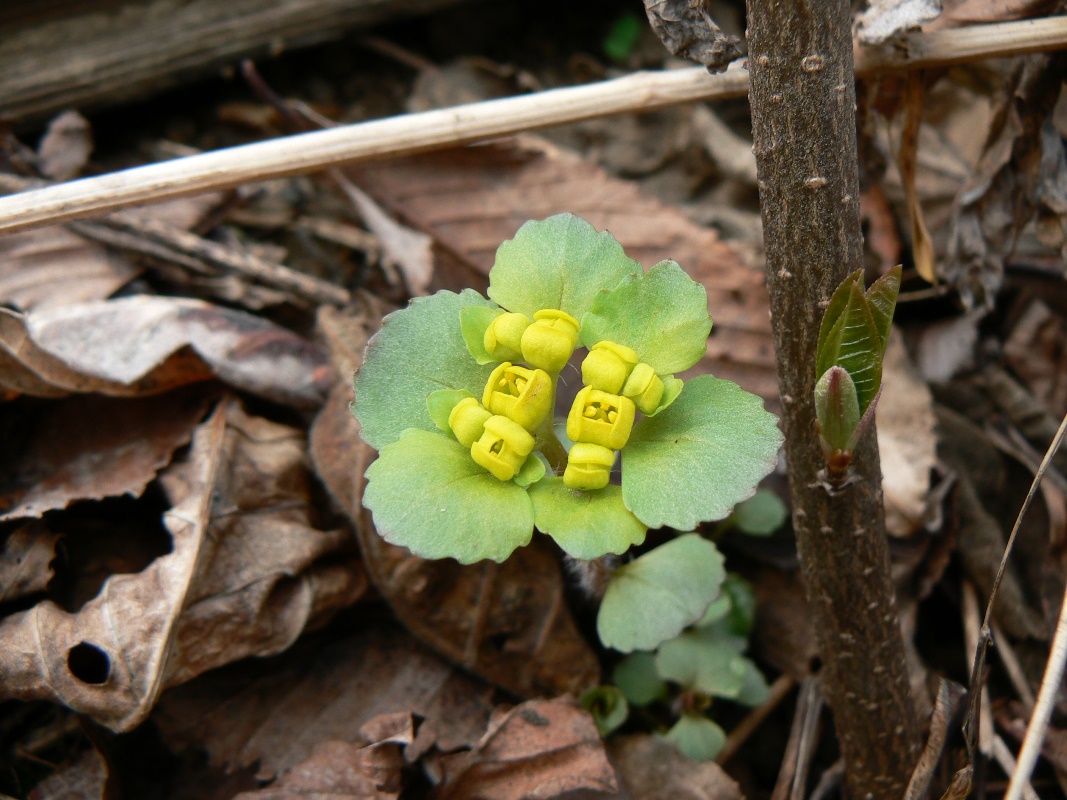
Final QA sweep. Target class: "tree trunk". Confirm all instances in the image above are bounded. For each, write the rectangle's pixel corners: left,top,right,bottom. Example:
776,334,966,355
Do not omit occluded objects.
744,1,922,797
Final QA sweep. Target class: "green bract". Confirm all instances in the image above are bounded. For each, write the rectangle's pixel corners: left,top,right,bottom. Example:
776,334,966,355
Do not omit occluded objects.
352,212,782,650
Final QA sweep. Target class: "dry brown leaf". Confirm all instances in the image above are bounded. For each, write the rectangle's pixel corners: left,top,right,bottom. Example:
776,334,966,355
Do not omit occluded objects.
163,399,366,687
1004,297,1067,418
0,520,60,602
899,74,938,283
27,745,109,800
0,227,140,312
855,0,942,45
37,110,93,182
309,383,601,699
877,333,937,537
154,626,495,777
3,296,332,407
0,388,212,521
610,734,743,800
944,54,1066,310
348,135,778,409
232,740,398,800
643,0,743,72
0,404,226,730
438,696,617,800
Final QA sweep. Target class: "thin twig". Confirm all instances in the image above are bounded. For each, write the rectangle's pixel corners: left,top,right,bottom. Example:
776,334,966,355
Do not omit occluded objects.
0,18,1066,236
718,674,796,764
991,620,1036,712
990,409,1067,800
994,734,1040,800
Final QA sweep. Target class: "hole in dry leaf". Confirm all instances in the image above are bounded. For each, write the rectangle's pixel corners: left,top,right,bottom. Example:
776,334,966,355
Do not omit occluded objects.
68,642,111,684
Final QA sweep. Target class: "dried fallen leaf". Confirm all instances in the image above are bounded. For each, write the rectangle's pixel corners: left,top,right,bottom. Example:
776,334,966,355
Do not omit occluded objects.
899,74,938,283
643,0,743,72
309,384,601,699
877,333,937,537
154,626,494,777
27,744,109,800
37,110,92,182
1003,298,1067,418
438,696,617,800
349,135,778,409
0,520,60,602
0,388,212,522
4,296,332,407
162,399,367,688
0,404,225,730
232,739,398,800
855,0,942,46
610,734,743,800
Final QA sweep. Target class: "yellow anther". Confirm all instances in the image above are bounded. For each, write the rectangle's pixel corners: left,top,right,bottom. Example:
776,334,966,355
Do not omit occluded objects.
520,309,580,372
566,386,636,450
581,341,639,393
483,362,553,431
471,415,535,481
483,312,531,362
622,363,666,415
563,442,616,490
448,397,492,447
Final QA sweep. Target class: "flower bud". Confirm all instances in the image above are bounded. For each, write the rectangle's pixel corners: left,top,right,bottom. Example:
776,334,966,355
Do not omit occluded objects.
815,365,860,455
471,415,535,481
566,386,636,450
483,362,553,431
582,341,639,393
622,362,665,414
448,397,492,447
564,442,616,490
520,309,580,372
483,312,531,362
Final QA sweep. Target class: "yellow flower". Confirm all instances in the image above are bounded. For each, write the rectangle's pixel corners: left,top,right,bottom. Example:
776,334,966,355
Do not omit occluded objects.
471,415,535,481
483,362,553,431
567,386,636,450
520,309,580,372
563,442,616,490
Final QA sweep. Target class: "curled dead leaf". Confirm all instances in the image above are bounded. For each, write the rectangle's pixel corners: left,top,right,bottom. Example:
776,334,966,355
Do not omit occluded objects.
0,520,61,602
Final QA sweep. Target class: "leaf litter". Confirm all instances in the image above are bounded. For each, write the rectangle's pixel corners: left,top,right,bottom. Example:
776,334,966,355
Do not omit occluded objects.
3,2,1067,797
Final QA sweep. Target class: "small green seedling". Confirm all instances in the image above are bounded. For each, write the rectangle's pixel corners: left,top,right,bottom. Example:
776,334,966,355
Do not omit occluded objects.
814,266,901,479
610,574,769,761
352,213,782,651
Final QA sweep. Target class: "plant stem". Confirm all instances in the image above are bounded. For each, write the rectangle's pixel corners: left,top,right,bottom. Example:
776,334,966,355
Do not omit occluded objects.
537,375,569,475
745,1,922,797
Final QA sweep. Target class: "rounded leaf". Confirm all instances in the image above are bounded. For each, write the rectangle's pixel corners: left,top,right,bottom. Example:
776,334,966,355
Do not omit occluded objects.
530,477,647,560
612,652,668,706
596,534,725,652
622,375,782,531
363,429,534,564
582,260,712,374
655,631,748,698
579,685,629,737
664,714,726,761
730,488,788,536
354,290,497,450
488,214,641,320
460,305,504,365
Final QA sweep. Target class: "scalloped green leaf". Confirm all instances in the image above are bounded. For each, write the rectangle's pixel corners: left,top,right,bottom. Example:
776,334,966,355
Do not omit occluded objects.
730,487,787,536
460,305,503,365
733,658,770,707
596,534,725,652
579,686,629,737
612,652,668,705
622,375,782,531
581,260,711,374
664,714,726,761
655,630,748,698
427,389,474,433
530,477,647,560
488,213,641,319
353,290,496,450
363,429,534,564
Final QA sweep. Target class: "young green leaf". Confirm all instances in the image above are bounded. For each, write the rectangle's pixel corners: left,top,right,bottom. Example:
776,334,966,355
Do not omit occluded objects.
622,375,782,531
733,658,771,707
460,305,503,365
865,264,902,349
353,290,497,450
613,652,668,705
721,574,757,636
664,714,726,761
579,685,630,737
655,630,749,699
529,477,647,560
513,452,547,488
729,487,788,536
815,366,861,453
816,268,863,366
581,260,712,374
488,213,641,320
363,429,534,564
597,534,725,652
